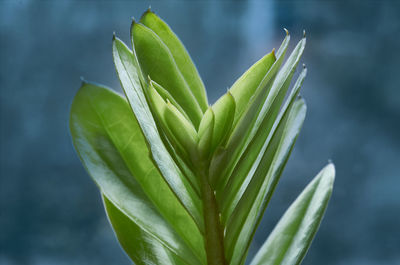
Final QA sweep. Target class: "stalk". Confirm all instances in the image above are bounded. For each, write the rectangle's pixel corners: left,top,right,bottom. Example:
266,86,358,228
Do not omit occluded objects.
198,166,227,265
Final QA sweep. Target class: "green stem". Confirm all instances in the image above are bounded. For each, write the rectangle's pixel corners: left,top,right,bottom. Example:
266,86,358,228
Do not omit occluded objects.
199,168,227,265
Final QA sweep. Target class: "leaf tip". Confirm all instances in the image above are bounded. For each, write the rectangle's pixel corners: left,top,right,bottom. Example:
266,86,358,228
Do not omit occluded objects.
303,29,306,38
112,31,116,40
283,28,289,36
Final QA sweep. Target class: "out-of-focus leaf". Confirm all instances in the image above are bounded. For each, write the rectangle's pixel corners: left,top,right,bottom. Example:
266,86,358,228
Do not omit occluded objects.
219,68,307,225
131,22,203,127
250,164,335,265
104,196,188,265
112,37,204,230
140,10,208,112
225,98,307,265
70,83,205,264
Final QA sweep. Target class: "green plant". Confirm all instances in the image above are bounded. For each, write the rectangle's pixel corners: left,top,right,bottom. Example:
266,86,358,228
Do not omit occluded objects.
70,9,335,265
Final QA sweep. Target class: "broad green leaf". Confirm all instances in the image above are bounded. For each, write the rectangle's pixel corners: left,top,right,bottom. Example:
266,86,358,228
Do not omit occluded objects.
70,82,205,264
104,196,188,265
140,10,208,111
197,108,215,161
225,98,307,265
112,37,204,230
250,164,335,265
209,34,301,190
230,50,276,125
131,22,203,128
211,91,236,155
220,68,307,225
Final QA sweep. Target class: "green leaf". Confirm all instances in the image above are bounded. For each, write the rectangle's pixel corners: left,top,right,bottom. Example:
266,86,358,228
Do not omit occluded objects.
150,79,191,122
250,164,335,265
140,10,208,112
131,22,204,128
209,33,301,190
197,108,215,161
164,100,199,159
112,37,204,230
230,50,276,126
225,98,307,265
70,82,205,264
211,91,236,155
104,196,188,265
219,68,307,225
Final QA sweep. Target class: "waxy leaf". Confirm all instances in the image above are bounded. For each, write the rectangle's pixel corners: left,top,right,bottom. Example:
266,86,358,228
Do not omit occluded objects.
211,91,236,155
197,108,215,161
250,164,335,265
112,37,204,231
70,83,205,263
140,10,208,112
225,98,307,265
209,33,295,190
104,197,188,265
132,22,203,127
150,79,191,122
219,68,307,225
230,50,276,125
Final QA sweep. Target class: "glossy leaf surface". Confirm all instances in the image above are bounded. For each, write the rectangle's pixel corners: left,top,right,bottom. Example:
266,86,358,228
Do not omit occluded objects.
70,83,205,263
140,10,208,111
250,164,335,265
70,11,334,265
112,37,204,229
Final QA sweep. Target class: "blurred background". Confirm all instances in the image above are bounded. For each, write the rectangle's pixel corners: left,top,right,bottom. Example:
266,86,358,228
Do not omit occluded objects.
1,0,399,264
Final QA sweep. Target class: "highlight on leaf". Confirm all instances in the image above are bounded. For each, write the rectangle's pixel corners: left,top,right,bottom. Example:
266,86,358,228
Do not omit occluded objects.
70,9,335,265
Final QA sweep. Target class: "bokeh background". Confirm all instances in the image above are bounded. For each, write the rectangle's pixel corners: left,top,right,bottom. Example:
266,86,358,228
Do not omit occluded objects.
1,0,399,264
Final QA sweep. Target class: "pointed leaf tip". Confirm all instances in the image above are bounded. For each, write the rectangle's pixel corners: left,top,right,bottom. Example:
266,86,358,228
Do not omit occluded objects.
284,28,289,36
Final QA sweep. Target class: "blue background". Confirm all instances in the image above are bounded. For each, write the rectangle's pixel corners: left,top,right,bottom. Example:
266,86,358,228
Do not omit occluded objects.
1,0,399,264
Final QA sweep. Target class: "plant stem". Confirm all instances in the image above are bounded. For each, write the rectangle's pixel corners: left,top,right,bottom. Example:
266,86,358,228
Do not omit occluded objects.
199,168,227,265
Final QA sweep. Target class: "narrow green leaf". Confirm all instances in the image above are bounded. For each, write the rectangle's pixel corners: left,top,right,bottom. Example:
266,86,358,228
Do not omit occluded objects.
150,79,191,122
197,108,215,161
209,34,299,190
225,98,307,265
140,10,208,111
250,164,335,265
112,37,204,232
164,101,199,159
104,196,188,265
211,91,236,155
70,82,205,264
220,68,307,225
131,22,203,128
230,50,276,125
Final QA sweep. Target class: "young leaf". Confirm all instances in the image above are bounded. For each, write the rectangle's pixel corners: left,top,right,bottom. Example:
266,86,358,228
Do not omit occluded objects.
250,164,335,265
112,37,204,231
209,33,299,190
150,79,191,122
225,98,307,265
197,108,215,161
230,50,276,125
131,22,204,127
140,10,208,111
164,101,199,160
70,82,205,263
219,68,307,224
210,91,236,154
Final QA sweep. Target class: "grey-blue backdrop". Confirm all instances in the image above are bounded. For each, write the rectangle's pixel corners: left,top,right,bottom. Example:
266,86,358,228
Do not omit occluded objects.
1,0,399,264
